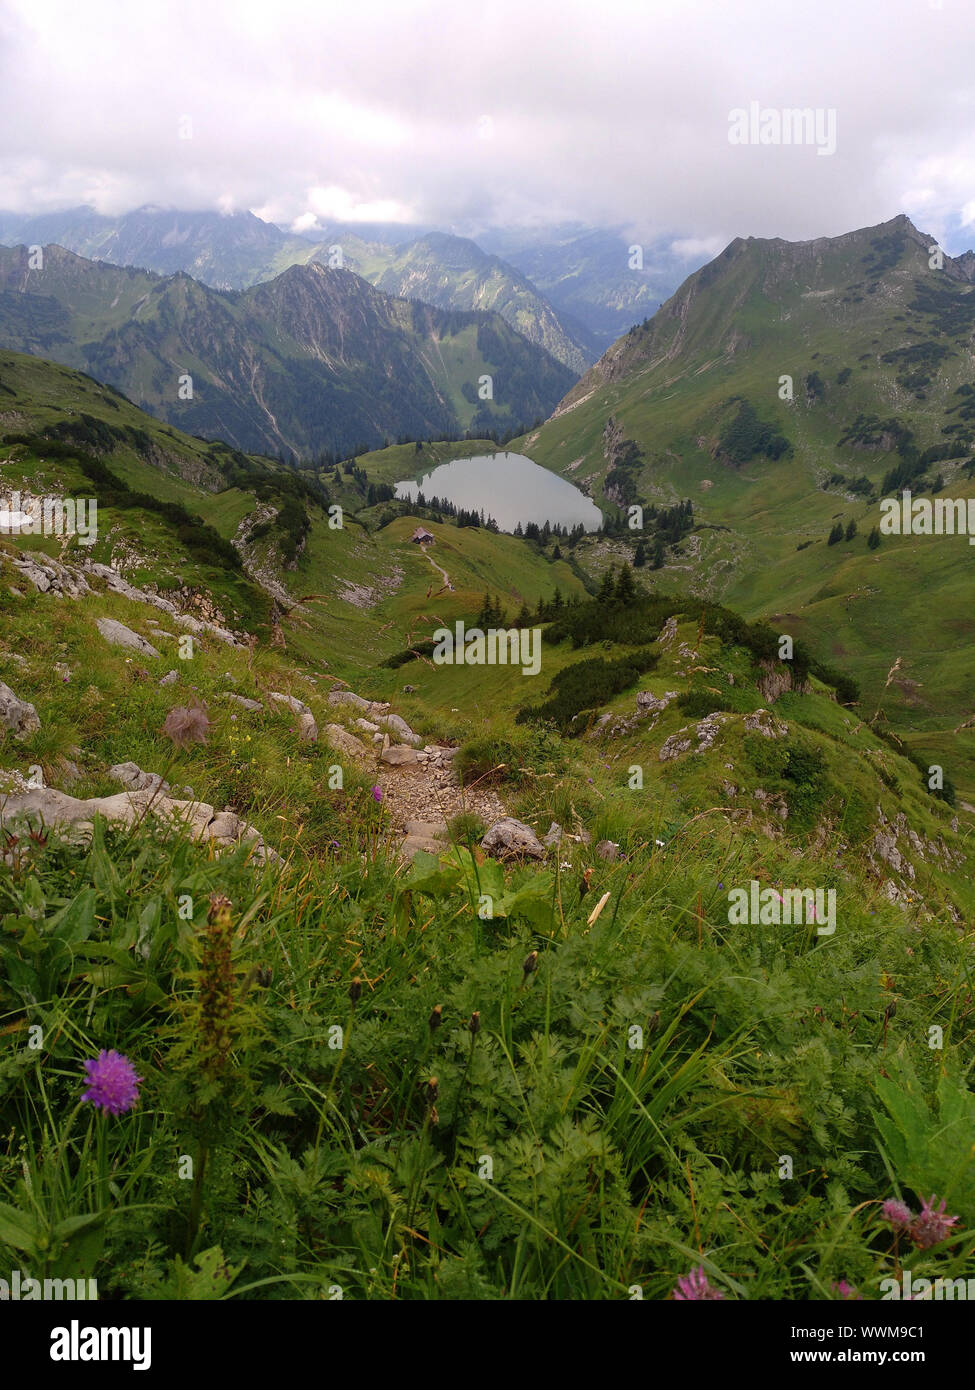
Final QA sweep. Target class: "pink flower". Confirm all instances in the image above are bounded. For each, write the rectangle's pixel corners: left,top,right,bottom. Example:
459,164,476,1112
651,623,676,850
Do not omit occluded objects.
881,1198,913,1231
673,1265,723,1300
371,786,383,802
82,1050,142,1115
911,1196,959,1250
831,1280,861,1300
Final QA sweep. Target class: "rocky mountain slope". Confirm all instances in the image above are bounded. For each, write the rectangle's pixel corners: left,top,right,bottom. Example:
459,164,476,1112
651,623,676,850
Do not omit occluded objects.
0,206,595,373
0,246,576,457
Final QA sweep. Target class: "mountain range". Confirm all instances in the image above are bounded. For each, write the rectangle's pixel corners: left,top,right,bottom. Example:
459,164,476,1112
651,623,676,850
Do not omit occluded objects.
0,206,699,369
0,243,576,457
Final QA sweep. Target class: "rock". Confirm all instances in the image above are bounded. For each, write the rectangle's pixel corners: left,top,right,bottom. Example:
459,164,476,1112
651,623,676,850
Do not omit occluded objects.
481,817,545,862
268,692,317,742
381,744,419,766
159,670,179,686
324,724,371,760
0,681,40,739
659,730,692,761
56,756,82,786
636,689,678,714
743,708,789,739
0,783,279,865
694,712,730,753
95,618,160,658
753,788,788,821
402,684,417,693
595,839,620,862
328,690,390,713
14,553,90,598
375,713,421,746
355,718,379,734
225,693,263,712
207,810,242,841
109,762,170,795
543,821,564,847
658,616,679,648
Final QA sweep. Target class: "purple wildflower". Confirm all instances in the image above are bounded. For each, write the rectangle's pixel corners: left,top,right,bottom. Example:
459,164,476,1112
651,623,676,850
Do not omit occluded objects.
911,1195,959,1250
81,1050,142,1115
881,1198,913,1231
673,1265,723,1300
371,785,383,802
831,1280,861,1300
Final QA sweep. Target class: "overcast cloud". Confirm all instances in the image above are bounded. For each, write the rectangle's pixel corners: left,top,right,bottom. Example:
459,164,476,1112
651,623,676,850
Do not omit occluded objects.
1,0,973,251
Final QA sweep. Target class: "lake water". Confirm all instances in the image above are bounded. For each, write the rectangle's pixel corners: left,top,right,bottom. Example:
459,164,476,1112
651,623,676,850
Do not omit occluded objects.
394,452,602,533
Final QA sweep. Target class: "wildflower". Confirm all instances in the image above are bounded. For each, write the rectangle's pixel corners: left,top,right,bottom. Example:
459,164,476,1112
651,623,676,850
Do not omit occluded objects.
911,1196,959,1250
881,1198,913,1231
161,700,211,747
349,977,362,1004
522,950,538,977
197,894,235,1076
371,785,383,802
81,1049,142,1115
468,1011,481,1035
673,1266,723,1300
832,1280,861,1300
428,1004,443,1032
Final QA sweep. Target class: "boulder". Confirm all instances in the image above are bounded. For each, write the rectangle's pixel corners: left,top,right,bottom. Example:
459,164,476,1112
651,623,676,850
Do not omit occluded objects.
95,618,160,658
381,744,419,766
328,690,371,712
480,817,545,862
324,724,371,760
109,762,169,795
0,680,40,739
0,784,279,865
595,839,620,862
376,713,421,746
159,670,178,686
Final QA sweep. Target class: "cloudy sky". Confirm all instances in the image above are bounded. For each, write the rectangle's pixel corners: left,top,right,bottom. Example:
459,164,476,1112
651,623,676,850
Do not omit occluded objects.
1,0,974,252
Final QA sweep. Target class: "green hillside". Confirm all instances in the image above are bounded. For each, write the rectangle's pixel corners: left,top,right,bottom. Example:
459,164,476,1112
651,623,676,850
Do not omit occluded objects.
508,214,975,797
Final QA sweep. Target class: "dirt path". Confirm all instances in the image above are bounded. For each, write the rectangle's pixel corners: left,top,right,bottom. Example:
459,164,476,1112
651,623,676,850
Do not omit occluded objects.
373,752,506,856
422,548,454,592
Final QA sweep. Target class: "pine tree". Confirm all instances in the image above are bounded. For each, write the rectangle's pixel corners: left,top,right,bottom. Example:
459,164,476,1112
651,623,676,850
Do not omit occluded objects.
827,522,844,545
867,526,881,550
650,538,665,570
615,562,636,605
845,518,858,541
633,541,647,568
597,567,616,604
